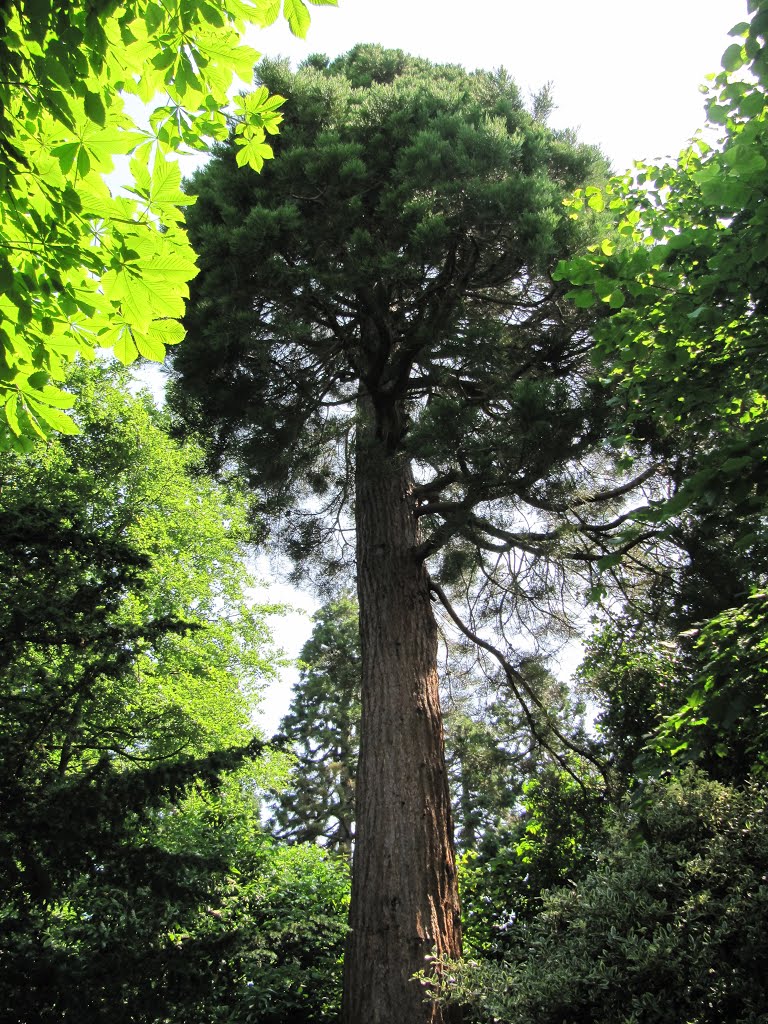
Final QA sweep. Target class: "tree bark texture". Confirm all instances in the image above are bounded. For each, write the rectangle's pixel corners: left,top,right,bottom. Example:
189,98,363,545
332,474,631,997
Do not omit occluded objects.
342,403,462,1024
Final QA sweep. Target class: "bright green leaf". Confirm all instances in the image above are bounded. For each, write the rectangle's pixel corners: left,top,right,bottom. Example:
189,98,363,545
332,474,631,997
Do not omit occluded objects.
283,0,311,38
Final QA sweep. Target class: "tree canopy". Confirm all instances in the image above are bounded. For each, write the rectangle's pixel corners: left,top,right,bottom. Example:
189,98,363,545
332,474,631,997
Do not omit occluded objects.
170,45,658,621
0,365,324,1022
0,364,279,908
554,3,768,598
0,364,277,777
432,770,768,1024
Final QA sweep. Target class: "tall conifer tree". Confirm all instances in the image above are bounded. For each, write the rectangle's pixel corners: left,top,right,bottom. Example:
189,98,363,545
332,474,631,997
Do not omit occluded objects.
272,595,360,855
170,46,657,1023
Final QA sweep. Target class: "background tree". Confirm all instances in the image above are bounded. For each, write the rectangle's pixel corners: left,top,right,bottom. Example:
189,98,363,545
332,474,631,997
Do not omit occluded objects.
0,363,289,1013
1,748,351,1024
555,4,768,614
443,657,589,854
271,594,360,856
168,45,664,1022
0,364,277,780
554,0,768,782
0,0,336,449
0,363,357,1023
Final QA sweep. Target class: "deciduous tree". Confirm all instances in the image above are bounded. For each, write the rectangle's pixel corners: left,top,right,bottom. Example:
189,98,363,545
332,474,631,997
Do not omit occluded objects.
0,364,316,1022
0,0,334,449
0,363,277,904
555,2,768,782
554,3,768,611
432,770,768,1024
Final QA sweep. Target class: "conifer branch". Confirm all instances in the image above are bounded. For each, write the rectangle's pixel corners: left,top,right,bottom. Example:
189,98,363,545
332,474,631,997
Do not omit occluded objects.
428,579,609,789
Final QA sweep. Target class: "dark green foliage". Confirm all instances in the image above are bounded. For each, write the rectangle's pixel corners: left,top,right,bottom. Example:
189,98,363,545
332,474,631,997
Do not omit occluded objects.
0,366,346,1023
169,44,625,603
458,762,608,956
270,596,587,863
576,617,686,788
655,591,768,782
1,775,349,1024
576,593,768,787
0,364,272,912
445,707,525,852
435,770,768,1024
271,595,360,854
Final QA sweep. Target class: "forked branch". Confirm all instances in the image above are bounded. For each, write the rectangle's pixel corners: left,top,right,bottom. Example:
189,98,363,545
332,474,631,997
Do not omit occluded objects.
429,578,609,791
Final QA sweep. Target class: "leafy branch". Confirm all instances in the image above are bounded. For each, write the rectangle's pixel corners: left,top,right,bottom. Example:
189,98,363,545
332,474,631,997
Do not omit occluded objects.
0,0,337,449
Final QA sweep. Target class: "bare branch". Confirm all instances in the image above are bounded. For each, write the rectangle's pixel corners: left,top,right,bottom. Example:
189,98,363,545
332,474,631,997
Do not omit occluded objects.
429,579,609,789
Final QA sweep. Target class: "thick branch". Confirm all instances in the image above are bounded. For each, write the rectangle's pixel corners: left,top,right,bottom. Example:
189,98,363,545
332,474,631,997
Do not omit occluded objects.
519,464,659,516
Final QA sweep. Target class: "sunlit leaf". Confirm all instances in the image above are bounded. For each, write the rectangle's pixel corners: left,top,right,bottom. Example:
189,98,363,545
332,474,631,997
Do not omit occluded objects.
283,0,311,38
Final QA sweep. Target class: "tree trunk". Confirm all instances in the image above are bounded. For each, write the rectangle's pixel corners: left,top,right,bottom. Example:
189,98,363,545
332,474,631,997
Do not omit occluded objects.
342,401,462,1024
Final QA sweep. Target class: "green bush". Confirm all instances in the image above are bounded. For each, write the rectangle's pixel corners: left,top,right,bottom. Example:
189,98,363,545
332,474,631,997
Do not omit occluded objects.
0,776,350,1024
433,770,768,1024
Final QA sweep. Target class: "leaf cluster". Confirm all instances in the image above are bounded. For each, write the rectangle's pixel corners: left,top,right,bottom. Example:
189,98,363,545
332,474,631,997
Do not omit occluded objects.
0,366,280,920
433,770,768,1024
654,591,768,781
1,765,349,1024
0,0,335,448
553,3,768,548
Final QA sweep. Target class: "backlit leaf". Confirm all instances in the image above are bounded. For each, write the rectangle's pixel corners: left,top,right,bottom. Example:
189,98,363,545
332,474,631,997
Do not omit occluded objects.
283,0,311,38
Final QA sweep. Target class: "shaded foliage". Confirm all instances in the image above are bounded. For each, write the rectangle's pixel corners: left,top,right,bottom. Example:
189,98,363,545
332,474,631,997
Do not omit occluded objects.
0,367,349,1023
271,595,360,855
433,771,768,1024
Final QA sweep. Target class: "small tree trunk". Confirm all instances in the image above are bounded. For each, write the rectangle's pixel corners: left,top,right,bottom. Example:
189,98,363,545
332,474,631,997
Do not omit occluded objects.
342,402,462,1024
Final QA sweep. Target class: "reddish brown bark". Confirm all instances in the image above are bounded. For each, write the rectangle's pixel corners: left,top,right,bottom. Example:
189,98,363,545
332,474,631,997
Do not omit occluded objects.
342,404,462,1024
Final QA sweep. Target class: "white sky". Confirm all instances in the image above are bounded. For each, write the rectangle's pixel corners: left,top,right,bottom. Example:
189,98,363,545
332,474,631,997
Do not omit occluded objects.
205,0,748,731
245,0,747,172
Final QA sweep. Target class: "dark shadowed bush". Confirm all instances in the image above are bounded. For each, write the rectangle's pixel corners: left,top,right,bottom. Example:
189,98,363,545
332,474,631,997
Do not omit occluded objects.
431,769,768,1024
